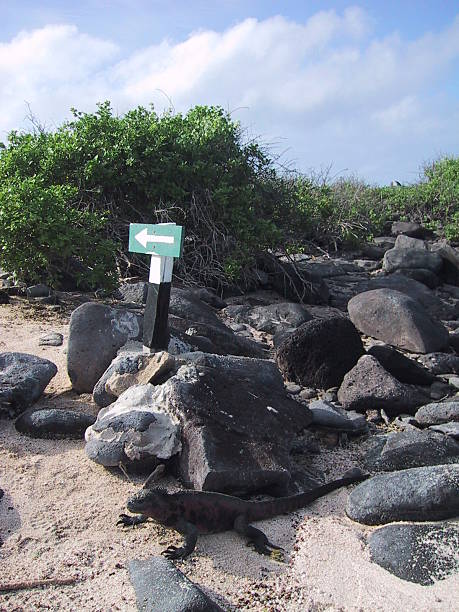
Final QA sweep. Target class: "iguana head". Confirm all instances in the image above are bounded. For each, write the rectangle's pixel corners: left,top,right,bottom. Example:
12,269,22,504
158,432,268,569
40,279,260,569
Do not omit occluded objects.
127,487,172,523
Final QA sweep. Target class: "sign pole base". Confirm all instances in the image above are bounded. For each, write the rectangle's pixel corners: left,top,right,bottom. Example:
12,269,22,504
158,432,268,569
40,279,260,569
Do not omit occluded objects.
142,251,174,353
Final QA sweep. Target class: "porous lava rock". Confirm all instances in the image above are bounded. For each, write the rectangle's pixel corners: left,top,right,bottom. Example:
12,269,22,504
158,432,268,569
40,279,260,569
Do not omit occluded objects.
276,317,364,389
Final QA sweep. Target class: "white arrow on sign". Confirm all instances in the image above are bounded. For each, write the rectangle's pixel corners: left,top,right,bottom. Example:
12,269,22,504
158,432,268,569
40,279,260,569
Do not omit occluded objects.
135,227,174,249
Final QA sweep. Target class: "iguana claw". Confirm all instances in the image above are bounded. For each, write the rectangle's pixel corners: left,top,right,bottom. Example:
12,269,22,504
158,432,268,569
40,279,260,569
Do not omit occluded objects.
162,545,188,560
117,513,146,527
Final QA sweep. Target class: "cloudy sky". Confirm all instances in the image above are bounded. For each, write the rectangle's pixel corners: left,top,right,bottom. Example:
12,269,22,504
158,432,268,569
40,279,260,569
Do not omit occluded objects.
1,1,458,184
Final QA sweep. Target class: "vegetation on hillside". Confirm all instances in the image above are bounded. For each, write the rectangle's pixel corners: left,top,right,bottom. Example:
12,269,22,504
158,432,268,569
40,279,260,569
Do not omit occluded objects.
0,101,457,291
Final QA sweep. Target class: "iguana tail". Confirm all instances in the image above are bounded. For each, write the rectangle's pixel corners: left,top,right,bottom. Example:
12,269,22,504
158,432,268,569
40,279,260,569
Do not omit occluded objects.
247,468,368,521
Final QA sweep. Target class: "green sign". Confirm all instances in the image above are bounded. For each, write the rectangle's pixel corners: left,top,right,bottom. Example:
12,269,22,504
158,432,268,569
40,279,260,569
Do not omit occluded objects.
128,223,184,258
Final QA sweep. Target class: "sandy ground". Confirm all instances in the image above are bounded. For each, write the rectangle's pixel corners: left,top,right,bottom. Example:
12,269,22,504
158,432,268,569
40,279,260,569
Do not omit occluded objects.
0,297,458,611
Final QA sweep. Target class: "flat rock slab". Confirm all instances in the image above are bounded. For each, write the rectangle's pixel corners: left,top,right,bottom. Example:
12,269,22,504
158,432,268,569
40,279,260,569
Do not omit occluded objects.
369,523,459,585
67,303,143,393
15,408,95,439
223,302,312,334
383,248,443,274
276,317,364,389
348,289,449,353
362,430,459,472
0,352,57,416
415,401,459,426
308,400,367,433
129,556,223,612
38,332,64,347
430,421,459,439
346,464,459,525
337,355,427,416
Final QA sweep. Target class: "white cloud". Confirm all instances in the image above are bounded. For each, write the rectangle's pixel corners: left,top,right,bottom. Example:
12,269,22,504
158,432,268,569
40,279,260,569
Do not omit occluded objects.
0,10,458,183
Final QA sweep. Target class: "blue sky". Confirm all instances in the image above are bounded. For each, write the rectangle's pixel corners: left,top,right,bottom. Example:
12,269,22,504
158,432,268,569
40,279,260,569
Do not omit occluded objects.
1,1,458,184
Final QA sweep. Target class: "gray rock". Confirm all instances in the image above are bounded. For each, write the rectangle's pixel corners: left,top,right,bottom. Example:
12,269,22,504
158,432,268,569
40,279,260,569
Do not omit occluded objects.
448,375,459,389
188,287,227,310
346,464,459,525
348,289,449,353
372,237,396,250
391,221,433,239
337,355,428,416
369,523,459,585
308,400,367,433
276,317,364,389
26,284,51,298
362,430,459,471
0,289,9,304
15,408,95,439
383,248,443,274
394,235,427,250
169,317,267,359
257,254,329,304
393,268,440,289
415,401,459,426
85,384,182,469
223,302,312,335
169,287,226,329
356,275,458,320
67,303,143,393
431,240,459,285
0,352,57,416
430,422,459,439
118,282,148,304
38,332,64,347
367,344,435,385
449,331,459,353
129,556,224,612
353,259,381,272
294,259,360,278
417,352,459,375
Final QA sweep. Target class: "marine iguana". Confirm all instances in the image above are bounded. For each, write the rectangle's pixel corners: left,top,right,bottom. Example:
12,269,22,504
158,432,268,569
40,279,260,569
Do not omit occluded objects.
118,467,368,560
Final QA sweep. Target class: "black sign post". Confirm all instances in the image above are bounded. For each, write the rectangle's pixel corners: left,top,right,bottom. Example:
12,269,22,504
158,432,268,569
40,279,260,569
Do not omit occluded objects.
128,222,184,353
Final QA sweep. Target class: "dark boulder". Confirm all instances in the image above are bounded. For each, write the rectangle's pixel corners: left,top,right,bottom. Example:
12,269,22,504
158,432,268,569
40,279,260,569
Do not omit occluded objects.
15,408,95,439
337,355,427,416
369,523,459,585
346,464,459,525
67,303,143,393
129,556,224,612
131,353,313,495
0,352,57,416
169,287,226,329
362,430,459,471
276,317,364,389
367,344,436,385
348,289,449,353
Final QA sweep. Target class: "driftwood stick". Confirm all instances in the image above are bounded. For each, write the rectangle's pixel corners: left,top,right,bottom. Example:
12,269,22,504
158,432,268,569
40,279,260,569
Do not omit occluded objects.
0,576,82,593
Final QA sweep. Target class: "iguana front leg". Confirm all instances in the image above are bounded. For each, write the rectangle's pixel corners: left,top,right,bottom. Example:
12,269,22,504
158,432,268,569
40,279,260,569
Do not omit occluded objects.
117,513,149,527
234,515,284,561
162,519,198,560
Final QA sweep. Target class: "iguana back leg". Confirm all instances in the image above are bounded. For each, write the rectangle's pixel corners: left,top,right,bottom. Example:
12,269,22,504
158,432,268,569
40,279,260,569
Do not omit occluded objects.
234,515,284,561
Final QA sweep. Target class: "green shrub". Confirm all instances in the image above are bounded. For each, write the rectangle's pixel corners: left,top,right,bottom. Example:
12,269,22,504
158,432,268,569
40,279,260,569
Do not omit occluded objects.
0,177,117,289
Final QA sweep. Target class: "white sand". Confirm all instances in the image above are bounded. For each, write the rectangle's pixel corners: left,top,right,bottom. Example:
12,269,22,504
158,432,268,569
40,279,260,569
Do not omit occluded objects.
0,299,458,611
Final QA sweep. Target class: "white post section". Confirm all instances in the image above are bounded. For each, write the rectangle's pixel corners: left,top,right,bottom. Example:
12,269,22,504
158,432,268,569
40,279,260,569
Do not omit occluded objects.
149,253,174,284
